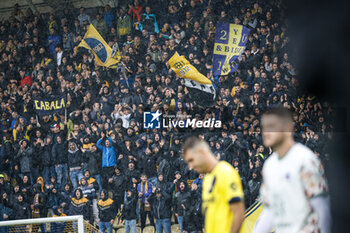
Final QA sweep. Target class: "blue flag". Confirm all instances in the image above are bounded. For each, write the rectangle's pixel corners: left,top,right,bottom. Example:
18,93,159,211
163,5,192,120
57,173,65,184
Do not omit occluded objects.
213,23,250,76
78,24,121,68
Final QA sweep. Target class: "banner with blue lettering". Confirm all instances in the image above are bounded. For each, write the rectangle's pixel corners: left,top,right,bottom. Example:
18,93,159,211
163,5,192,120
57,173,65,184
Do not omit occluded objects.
78,24,121,68
213,23,250,76
33,95,67,116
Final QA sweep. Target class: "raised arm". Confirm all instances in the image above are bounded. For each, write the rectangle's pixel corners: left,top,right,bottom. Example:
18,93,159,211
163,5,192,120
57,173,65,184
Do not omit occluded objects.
96,138,103,151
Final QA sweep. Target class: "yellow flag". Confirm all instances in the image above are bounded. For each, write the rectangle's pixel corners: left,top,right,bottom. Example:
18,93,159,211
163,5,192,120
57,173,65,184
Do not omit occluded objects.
168,52,216,106
168,52,212,85
78,24,120,68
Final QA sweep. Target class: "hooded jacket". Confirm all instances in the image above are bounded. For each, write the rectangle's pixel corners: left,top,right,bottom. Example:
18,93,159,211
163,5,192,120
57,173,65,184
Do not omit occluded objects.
110,172,127,198
183,189,203,232
117,14,132,38
148,190,171,219
59,183,73,210
0,203,12,221
123,190,138,220
15,140,33,174
140,151,157,178
31,142,44,169
68,188,90,220
42,138,54,167
31,183,47,218
67,142,83,169
139,12,159,33
9,186,21,208
0,179,11,197
51,206,67,232
248,176,261,204
97,189,116,222
96,137,117,168
52,140,68,165
79,177,97,200
12,198,30,220
157,157,170,182
0,140,12,172
125,167,141,188
154,175,171,194
173,182,191,216
83,150,102,176
99,91,115,115
19,177,33,201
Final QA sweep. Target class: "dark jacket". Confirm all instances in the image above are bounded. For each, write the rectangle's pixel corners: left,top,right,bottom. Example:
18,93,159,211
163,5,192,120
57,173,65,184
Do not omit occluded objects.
110,173,127,198
59,183,73,211
0,140,12,172
173,186,191,216
42,141,54,167
52,141,68,165
33,143,44,169
79,178,97,200
141,153,157,178
248,178,261,205
14,141,33,174
157,158,171,182
124,168,140,188
0,181,11,196
83,150,102,176
148,190,171,219
99,93,115,115
46,185,60,208
9,188,21,208
97,190,116,222
12,200,30,220
0,203,12,221
123,190,138,220
67,143,83,169
51,206,67,232
31,183,47,218
183,189,203,232
68,188,90,220
154,179,171,194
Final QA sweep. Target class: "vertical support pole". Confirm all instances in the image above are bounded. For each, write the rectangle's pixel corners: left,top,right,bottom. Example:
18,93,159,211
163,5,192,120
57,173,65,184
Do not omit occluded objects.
77,215,84,233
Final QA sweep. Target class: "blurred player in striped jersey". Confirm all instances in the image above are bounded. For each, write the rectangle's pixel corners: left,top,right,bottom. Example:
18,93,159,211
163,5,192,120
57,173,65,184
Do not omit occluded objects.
254,106,331,233
182,137,246,233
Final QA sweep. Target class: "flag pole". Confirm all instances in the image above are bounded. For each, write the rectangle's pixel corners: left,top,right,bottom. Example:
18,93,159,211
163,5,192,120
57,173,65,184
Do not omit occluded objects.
113,42,127,80
36,114,39,127
65,108,67,123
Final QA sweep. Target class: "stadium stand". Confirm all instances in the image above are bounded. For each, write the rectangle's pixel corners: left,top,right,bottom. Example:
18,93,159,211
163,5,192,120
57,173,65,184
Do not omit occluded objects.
0,0,333,232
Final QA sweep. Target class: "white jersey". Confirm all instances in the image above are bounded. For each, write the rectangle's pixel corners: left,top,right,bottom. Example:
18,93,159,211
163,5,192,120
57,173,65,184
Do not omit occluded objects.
260,143,328,233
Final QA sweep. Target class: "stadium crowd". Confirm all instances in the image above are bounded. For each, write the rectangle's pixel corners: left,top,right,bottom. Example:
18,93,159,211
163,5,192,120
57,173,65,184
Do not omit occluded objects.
0,0,334,232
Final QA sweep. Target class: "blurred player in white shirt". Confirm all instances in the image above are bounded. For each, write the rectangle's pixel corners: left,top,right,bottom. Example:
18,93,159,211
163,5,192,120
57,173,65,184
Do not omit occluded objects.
253,106,331,233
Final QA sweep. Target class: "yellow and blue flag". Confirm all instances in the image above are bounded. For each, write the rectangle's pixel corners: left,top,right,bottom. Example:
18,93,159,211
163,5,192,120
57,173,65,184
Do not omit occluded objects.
213,23,250,76
78,24,121,68
244,201,264,232
169,52,216,106
244,201,274,233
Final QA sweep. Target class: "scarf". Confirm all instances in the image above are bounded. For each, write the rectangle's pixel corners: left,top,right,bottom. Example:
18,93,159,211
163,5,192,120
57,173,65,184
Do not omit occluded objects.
33,193,40,216
140,181,151,210
36,176,44,192
37,177,44,192
140,181,148,194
